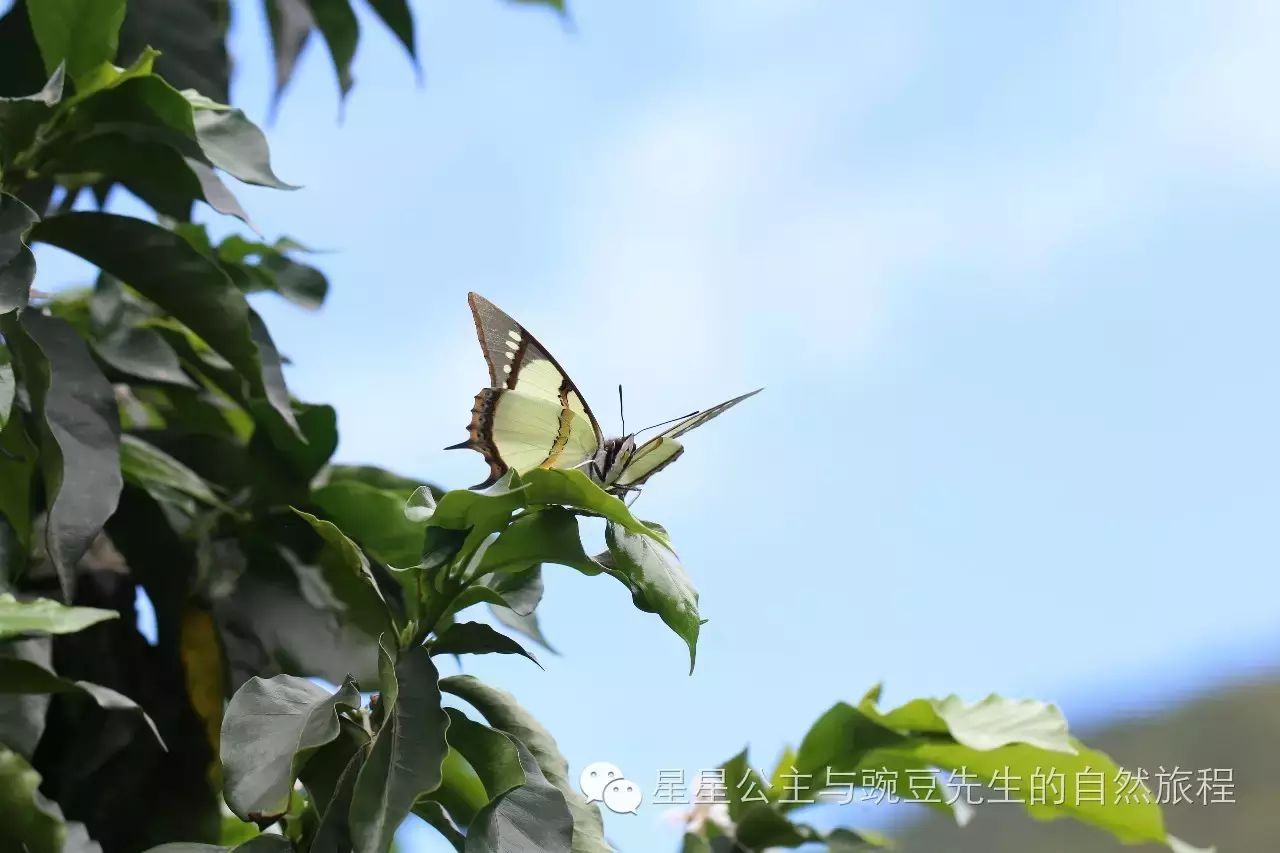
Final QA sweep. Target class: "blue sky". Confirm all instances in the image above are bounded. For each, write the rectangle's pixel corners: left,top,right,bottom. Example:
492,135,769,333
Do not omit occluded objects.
33,0,1280,849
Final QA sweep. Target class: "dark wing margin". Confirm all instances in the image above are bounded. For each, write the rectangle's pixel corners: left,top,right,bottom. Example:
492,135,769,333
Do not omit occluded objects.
445,387,507,487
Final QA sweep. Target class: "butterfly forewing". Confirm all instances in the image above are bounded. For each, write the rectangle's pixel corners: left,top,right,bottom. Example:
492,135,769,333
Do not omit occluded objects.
454,294,604,483
612,388,762,488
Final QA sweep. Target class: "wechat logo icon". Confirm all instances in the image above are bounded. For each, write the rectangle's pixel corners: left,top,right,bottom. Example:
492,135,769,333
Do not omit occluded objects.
580,761,643,815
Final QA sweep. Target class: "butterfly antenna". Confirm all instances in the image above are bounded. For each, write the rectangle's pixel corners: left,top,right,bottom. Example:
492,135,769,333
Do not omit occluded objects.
618,384,626,436
635,409,698,437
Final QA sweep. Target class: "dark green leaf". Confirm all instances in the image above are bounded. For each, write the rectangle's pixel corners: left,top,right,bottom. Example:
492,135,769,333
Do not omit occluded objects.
466,736,573,853
364,0,416,62
0,64,63,170
0,637,51,758
479,507,600,576
413,800,465,851
306,0,359,98
310,749,363,853
0,655,163,745
3,309,121,599
117,0,230,101
0,193,38,313
25,0,125,82
350,643,449,853
300,717,369,813
602,521,701,673
32,213,300,434
120,433,226,509
143,838,294,853
220,674,361,822
439,675,609,853
312,480,422,569
0,409,36,554
0,592,116,638
292,509,395,636
0,4,47,99
431,621,540,667
263,0,314,109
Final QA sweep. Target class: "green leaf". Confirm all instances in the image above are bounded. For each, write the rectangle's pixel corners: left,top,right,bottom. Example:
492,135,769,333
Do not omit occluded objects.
0,655,163,746
307,0,360,98
350,642,449,853
858,689,1075,754
32,213,300,435
190,107,299,190
120,433,227,509
0,346,14,429
312,480,423,569
117,0,231,102
439,675,609,853
442,708,525,801
601,521,701,673
479,507,601,577
521,467,664,542
263,0,314,109
0,744,66,853
142,838,294,853
465,734,573,853
25,0,125,82
0,592,116,638
310,749,363,853
2,309,121,599
365,0,416,62
0,65,63,172
300,717,369,814
220,674,361,822
0,193,38,314
431,621,540,667
412,800,465,851
292,509,396,636
0,409,36,555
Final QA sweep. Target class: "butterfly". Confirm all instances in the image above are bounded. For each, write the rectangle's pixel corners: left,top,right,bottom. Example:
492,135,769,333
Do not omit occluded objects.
448,293,761,494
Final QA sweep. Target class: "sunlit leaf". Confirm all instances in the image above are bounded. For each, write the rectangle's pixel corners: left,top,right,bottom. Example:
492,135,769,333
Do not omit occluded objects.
0,593,116,639
25,0,125,82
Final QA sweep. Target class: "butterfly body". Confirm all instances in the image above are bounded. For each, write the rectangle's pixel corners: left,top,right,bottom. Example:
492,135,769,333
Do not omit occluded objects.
451,293,759,494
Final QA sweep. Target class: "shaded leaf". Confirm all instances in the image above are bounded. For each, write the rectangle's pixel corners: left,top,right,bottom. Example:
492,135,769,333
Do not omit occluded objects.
0,592,116,638
431,621,540,667
32,213,299,434
293,509,395,635
350,643,449,853
220,675,361,822
0,655,163,746
365,0,416,62
466,736,573,853
143,838,293,853
413,800,465,851
0,192,38,314
263,0,315,109
312,480,422,569
120,433,226,509
439,675,609,853
117,0,230,102
3,309,121,599
310,750,363,853
306,0,360,98
602,521,700,673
